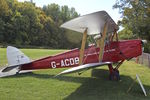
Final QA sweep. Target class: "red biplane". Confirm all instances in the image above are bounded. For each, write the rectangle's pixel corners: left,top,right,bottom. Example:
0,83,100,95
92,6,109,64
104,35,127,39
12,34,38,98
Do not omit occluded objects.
0,11,144,80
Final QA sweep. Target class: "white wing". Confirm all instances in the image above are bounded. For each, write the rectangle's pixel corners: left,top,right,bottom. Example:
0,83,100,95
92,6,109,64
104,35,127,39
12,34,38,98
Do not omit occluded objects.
61,11,118,35
56,62,112,76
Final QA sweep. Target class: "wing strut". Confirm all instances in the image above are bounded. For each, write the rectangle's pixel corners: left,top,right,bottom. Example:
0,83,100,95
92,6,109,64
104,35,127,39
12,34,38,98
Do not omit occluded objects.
99,22,108,62
110,29,118,41
79,28,88,65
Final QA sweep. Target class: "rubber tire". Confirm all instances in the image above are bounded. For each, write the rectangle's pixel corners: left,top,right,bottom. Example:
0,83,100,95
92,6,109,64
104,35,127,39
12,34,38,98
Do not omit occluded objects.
109,70,120,81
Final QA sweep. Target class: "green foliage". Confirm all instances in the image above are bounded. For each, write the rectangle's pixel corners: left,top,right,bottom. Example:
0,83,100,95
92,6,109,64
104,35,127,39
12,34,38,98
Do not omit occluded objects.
118,28,136,40
113,0,150,52
0,1,80,49
42,3,81,49
0,0,11,16
43,4,60,23
143,41,150,53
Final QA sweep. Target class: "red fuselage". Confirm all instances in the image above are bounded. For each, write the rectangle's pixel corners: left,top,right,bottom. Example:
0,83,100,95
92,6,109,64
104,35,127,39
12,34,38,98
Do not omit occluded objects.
21,39,142,70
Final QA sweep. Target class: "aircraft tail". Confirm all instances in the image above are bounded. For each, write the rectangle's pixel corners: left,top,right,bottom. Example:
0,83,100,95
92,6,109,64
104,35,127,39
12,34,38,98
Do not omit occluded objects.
1,46,32,73
7,46,31,66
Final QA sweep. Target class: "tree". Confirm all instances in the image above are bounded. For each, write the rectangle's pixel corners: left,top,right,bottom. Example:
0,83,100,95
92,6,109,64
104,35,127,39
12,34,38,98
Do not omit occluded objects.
42,4,81,49
0,0,10,16
0,0,12,43
43,4,60,23
113,0,150,52
0,1,81,49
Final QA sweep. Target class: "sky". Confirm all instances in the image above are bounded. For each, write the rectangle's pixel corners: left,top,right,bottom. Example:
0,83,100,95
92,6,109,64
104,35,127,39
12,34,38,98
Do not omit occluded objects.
18,0,122,23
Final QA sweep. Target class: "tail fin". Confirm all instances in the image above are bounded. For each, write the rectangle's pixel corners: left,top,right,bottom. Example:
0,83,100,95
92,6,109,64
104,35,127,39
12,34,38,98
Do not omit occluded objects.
7,46,31,66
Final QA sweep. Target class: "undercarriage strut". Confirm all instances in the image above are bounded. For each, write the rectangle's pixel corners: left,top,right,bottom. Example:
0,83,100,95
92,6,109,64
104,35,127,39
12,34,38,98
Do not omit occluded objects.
108,60,124,81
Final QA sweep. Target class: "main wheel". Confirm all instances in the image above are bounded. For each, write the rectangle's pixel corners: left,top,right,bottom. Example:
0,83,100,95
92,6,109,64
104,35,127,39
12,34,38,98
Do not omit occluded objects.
109,69,120,81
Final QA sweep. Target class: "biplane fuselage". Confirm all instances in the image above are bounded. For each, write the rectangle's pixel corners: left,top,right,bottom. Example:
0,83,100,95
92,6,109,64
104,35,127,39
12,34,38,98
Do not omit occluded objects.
21,39,142,70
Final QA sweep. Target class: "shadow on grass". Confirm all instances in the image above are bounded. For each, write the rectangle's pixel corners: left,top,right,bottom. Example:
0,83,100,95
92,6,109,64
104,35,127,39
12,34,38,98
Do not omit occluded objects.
3,69,150,100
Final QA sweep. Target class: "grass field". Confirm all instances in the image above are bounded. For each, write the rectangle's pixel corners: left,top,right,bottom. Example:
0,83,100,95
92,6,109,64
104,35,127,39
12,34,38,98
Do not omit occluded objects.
0,48,150,100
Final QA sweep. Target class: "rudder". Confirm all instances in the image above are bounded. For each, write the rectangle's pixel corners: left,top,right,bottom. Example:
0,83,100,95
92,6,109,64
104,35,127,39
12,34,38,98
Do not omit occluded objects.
7,46,31,66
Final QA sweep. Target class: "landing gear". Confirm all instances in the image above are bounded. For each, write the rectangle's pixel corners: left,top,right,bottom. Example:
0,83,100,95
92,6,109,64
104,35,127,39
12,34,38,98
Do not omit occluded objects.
109,68,120,81
108,60,124,81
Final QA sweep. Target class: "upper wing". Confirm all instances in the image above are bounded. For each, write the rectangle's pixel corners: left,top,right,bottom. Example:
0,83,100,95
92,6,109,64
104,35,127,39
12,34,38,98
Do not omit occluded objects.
61,11,119,35
56,62,112,76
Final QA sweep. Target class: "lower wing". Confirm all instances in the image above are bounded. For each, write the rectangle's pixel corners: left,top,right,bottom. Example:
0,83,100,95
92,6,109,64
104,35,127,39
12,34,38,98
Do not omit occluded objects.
56,62,112,76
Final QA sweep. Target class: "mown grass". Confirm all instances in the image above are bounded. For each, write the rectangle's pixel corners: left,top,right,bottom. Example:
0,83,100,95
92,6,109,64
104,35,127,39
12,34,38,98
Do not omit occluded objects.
0,48,150,100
